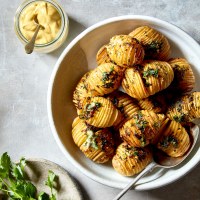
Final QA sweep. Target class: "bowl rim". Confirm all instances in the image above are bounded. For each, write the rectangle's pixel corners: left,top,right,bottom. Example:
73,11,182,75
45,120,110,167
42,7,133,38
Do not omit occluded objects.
47,15,200,190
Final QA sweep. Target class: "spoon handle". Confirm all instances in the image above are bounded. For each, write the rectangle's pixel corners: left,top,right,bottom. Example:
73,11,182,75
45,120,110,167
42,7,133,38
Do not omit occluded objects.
25,24,41,54
112,162,157,200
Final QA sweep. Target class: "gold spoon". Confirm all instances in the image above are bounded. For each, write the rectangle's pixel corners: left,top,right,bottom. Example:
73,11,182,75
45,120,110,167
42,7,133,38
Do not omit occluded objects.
25,16,44,54
113,124,199,200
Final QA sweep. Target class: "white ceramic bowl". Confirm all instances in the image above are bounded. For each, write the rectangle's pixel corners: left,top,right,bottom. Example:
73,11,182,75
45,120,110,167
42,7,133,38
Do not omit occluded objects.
47,15,200,190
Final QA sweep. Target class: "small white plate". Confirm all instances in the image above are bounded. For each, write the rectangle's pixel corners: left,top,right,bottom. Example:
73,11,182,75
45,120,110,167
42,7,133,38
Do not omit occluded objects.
25,159,83,199
47,15,200,190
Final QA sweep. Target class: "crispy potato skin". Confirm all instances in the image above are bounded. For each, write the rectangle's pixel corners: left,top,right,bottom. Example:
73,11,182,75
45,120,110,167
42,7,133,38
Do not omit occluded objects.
156,119,190,157
87,63,124,96
73,71,93,111
129,26,171,60
120,110,165,147
79,97,123,128
96,45,111,65
72,117,115,163
138,92,168,113
167,92,200,124
122,60,174,100
107,91,140,129
168,58,195,93
106,35,144,68
112,142,152,176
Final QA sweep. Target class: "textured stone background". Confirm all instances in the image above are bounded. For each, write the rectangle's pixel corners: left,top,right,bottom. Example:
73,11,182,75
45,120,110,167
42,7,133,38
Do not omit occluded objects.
0,0,200,199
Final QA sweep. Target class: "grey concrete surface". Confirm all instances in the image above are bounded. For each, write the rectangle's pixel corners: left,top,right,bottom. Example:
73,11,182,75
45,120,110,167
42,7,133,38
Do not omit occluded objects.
0,0,200,199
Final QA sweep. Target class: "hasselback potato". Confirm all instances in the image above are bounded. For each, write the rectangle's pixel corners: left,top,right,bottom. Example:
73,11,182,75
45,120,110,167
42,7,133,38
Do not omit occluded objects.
168,58,195,93
112,142,152,176
156,119,190,157
120,110,165,147
79,97,123,128
122,60,174,100
106,35,144,68
167,92,200,124
87,63,124,96
138,92,168,113
96,45,111,65
129,26,171,60
72,117,115,163
108,91,140,128
73,71,92,110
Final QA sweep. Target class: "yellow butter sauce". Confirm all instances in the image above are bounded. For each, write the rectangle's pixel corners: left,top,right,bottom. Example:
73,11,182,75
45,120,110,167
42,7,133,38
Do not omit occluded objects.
19,1,61,44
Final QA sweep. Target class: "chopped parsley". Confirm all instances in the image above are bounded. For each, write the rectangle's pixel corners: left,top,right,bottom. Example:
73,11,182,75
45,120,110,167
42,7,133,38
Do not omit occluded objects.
83,129,98,150
143,68,159,78
133,112,148,133
173,114,186,123
153,122,160,129
124,145,147,160
144,41,163,58
101,66,118,88
80,102,102,119
160,135,178,148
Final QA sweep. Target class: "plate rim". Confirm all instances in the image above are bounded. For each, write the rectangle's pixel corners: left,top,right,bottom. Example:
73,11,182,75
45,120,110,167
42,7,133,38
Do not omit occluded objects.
47,15,200,190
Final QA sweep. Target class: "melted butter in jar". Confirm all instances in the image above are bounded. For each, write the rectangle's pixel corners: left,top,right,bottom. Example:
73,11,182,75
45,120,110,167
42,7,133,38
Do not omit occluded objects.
19,1,61,44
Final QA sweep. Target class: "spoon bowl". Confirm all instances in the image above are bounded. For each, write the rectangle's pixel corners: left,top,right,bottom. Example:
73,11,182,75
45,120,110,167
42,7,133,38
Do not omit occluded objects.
113,124,199,200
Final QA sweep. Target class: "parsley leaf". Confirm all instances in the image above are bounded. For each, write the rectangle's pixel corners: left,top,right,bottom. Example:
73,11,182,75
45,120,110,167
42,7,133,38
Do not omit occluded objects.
143,68,159,78
0,153,58,200
0,152,11,178
38,192,50,200
45,170,57,200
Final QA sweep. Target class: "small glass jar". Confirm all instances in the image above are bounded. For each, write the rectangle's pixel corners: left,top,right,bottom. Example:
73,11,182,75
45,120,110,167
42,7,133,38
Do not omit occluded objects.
14,0,69,53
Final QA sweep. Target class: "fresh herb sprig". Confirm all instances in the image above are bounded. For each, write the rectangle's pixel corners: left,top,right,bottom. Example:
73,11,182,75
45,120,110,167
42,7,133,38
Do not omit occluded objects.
0,152,58,200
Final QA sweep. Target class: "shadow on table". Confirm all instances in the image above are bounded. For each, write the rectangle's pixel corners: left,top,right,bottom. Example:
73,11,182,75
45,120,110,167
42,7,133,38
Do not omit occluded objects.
49,17,86,58
69,174,90,200
147,164,200,200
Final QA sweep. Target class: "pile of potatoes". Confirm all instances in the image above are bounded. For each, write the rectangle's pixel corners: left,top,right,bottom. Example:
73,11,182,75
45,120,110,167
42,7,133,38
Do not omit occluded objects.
72,26,198,176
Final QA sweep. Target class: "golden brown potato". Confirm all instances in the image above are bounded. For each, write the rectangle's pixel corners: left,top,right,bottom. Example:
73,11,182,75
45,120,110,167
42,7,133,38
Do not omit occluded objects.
120,110,165,147
87,63,124,96
106,35,144,68
72,117,115,163
122,60,174,100
156,120,190,157
73,71,92,110
138,92,168,113
96,45,111,65
151,117,170,145
168,58,195,93
107,91,140,128
129,26,170,60
112,142,152,176
167,92,200,124
188,92,200,118
79,97,123,128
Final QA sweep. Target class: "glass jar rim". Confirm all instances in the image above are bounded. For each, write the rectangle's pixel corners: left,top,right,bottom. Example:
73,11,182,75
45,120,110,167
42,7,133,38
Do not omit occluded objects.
14,0,67,48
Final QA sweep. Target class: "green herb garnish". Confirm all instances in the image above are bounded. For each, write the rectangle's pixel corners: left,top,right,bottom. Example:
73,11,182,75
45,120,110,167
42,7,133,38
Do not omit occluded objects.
80,102,102,119
101,66,118,88
173,114,185,123
125,145,146,160
133,112,148,133
0,152,58,200
144,41,163,56
143,68,159,78
83,129,98,150
160,135,178,148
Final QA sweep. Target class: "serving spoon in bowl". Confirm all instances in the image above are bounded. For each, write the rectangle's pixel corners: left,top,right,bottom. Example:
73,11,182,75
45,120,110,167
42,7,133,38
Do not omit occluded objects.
113,124,199,200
